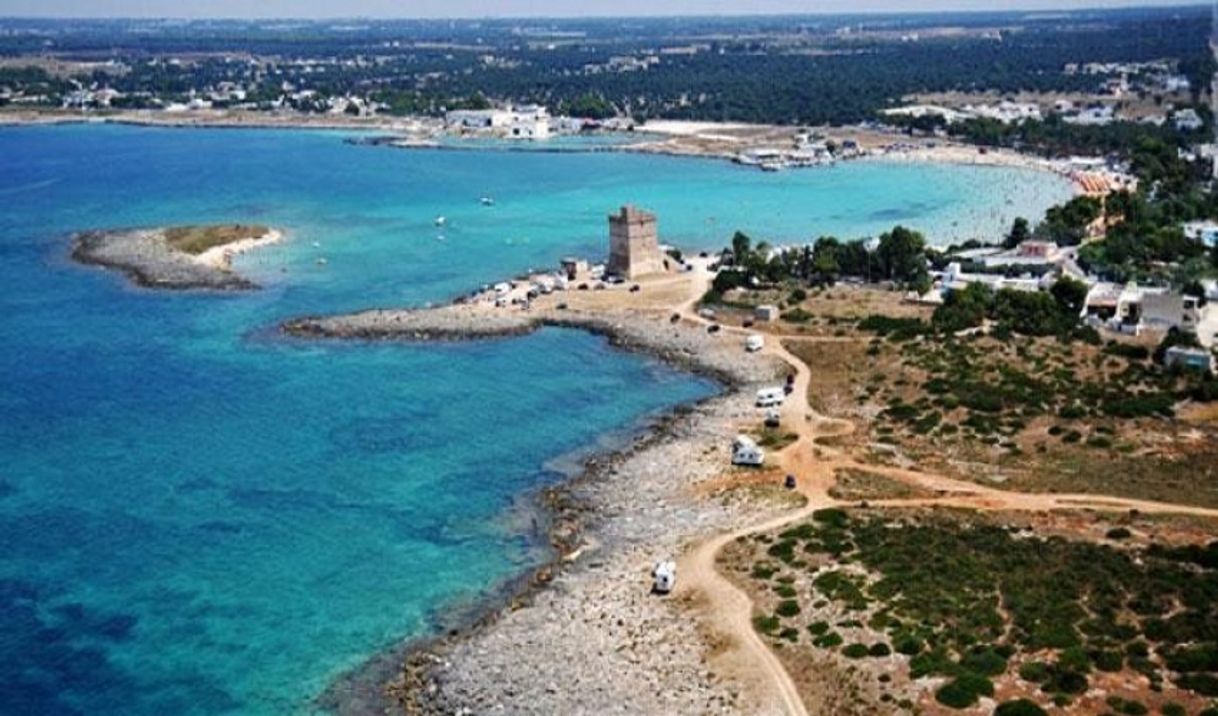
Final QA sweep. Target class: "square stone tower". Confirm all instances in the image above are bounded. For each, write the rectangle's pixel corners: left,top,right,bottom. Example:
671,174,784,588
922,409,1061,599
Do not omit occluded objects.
607,205,665,279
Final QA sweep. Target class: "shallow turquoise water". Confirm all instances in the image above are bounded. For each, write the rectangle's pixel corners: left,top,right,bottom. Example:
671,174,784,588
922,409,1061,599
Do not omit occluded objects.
0,124,1071,715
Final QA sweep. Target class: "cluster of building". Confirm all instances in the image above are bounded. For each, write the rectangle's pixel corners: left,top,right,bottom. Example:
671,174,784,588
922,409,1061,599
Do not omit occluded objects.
734,132,859,171
1064,60,1193,97
582,54,661,74
444,104,554,139
928,238,1217,368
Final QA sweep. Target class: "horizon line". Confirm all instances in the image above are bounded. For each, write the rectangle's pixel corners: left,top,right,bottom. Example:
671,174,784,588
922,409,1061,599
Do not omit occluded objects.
0,1,1209,23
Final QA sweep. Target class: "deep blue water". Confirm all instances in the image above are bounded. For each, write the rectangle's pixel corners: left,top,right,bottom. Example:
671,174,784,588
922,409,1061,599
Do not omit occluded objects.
0,124,1071,715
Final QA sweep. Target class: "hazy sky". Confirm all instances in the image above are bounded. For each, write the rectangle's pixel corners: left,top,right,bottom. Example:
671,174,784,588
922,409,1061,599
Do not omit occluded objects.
0,0,1205,18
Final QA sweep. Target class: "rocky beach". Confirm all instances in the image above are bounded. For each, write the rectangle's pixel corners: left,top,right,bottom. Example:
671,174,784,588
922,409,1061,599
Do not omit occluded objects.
70,225,282,290
282,283,803,714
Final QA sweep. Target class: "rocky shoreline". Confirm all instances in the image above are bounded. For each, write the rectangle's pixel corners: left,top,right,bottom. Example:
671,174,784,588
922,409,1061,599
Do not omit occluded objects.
70,227,279,290
284,300,791,714
283,306,783,388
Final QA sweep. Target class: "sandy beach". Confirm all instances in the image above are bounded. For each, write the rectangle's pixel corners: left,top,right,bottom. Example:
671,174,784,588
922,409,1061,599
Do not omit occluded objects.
193,228,284,271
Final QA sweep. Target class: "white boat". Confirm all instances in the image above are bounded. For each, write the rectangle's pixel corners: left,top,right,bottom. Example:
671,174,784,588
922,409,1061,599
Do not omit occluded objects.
480,196,495,206
434,216,447,227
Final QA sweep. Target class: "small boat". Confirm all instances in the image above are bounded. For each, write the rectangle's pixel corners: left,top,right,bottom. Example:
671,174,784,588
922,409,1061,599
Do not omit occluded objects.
480,196,495,206
434,216,447,227
315,257,328,266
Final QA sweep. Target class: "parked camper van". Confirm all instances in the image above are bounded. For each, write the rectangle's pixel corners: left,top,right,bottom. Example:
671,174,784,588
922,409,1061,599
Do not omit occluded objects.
732,435,765,466
755,387,785,407
652,560,676,594
745,334,765,352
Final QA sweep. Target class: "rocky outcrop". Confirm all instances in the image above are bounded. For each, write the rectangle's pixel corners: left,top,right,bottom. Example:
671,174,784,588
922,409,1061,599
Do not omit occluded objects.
71,228,261,290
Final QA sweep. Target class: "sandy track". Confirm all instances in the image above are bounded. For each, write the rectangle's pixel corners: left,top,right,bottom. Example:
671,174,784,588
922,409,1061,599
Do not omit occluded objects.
673,281,1218,716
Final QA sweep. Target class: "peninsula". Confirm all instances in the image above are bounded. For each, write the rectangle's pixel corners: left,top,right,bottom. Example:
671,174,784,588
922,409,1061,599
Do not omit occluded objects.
287,207,1218,715
71,224,282,290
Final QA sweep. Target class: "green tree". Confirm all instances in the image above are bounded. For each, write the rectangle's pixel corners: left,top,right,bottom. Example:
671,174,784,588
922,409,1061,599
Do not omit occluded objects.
932,282,993,332
877,225,929,291
1050,277,1090,316
1038,196,1102,246
1005,217,1031,249
730,231,753,266
811,236,841,284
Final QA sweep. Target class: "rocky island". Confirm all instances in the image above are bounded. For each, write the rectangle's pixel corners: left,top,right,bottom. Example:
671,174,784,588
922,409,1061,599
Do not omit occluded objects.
71,224,282,290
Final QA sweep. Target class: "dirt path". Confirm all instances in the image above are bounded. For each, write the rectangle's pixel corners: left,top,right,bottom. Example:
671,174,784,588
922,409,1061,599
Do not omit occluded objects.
677,295,848,716
672,272,1218,716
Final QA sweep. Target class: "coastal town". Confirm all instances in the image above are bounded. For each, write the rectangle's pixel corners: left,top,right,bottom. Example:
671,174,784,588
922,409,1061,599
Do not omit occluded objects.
6,4,1218,716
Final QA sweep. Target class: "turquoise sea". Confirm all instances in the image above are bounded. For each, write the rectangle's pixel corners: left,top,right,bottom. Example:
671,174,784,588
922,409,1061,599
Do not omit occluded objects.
0,124,1073,715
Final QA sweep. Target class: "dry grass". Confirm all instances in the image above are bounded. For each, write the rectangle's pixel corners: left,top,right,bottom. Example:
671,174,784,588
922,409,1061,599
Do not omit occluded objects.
828,468,936,502
1003,441,1218,509
164,224,269,254
782,337,893,418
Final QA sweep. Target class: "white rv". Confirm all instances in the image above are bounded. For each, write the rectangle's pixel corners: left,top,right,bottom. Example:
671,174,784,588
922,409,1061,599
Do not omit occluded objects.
652,560,676,593
755,387,785,407
732,435,766,467
745,334,765,352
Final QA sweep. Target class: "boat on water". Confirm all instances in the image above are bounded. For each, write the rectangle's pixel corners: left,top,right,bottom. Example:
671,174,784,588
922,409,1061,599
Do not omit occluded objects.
434,216,447,227
480,196,495,206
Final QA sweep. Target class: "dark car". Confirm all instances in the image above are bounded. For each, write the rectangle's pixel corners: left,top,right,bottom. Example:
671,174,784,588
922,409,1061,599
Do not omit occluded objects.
784,474,797,490
708,324,721,334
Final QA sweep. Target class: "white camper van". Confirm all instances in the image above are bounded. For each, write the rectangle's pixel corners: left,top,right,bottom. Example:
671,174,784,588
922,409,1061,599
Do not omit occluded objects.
652,560,677,594
731,435,766,467
745,334,765,352
755,387,785,407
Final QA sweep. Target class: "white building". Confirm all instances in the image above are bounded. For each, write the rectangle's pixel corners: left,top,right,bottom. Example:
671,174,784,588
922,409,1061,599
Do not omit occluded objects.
1083,282,1205,336
446,104,551,139
445,108,513,129
965,101,1042,124
1064,106,1115,126
1173,109,1204,132
1184,220,1218,248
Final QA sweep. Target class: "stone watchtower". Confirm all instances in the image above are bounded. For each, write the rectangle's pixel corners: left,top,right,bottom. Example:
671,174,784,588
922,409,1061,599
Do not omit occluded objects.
607,205,665,279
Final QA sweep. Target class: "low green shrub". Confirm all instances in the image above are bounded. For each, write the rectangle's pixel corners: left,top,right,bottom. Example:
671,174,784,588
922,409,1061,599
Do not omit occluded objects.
775,600,801,618
994,699,1049,716
753,615,780,635
935,673,994,709
869,642,892,657
842,643,870,659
